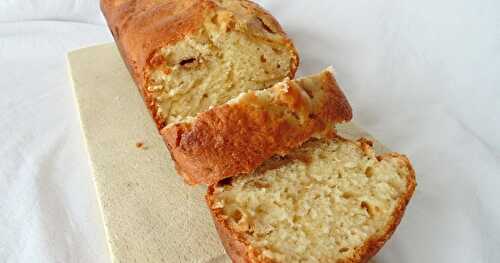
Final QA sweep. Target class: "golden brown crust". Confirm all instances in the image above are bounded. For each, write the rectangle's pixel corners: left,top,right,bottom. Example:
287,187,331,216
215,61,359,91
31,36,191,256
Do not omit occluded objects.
101,0,211,88
206,138,416,263
161,71,352,185
100,0,299,129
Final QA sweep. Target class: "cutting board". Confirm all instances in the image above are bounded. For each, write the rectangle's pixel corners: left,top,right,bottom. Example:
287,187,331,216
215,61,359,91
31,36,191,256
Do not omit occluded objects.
67,43,387,263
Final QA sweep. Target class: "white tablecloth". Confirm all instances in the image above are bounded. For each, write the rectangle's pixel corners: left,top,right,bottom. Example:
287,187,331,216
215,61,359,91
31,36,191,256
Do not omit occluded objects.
1,1,499,262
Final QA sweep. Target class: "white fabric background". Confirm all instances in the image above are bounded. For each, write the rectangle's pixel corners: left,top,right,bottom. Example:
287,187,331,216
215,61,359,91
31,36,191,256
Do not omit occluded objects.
0,1,499,262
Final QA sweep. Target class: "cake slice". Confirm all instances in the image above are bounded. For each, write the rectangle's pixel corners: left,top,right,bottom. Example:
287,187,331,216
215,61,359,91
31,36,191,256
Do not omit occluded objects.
162,68,352,185
207,137,416,263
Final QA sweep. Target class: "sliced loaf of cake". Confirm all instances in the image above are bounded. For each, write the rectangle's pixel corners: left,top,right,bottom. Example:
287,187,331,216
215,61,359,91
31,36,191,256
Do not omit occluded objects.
207,137,416,263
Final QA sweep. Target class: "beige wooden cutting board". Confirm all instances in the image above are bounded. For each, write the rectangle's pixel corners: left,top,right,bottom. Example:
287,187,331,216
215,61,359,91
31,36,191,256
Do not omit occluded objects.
67,43,386,263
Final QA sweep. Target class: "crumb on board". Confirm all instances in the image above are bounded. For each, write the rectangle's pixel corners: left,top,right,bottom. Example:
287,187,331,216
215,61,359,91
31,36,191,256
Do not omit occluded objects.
136,142,145,149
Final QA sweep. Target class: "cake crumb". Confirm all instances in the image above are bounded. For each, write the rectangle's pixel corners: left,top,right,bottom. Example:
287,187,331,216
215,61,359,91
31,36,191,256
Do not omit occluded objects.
136,142,145,149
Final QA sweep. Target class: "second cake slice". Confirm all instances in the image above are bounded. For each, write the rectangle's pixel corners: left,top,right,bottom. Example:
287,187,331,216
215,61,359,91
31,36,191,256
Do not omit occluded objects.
162,68,352,185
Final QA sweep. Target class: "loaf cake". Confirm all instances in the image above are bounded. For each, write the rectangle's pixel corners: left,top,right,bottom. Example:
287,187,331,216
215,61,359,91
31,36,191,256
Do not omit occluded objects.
102,1,416,262
207,137,416,262
162,68,352,185
101,0,299,129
